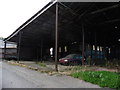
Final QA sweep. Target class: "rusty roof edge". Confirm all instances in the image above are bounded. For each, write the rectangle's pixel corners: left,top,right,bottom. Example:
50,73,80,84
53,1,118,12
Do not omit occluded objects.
4,0,57,42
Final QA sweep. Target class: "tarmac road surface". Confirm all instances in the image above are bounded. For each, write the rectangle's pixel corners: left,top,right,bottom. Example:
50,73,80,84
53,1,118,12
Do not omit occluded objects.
2,62,101,88
0,61,2,89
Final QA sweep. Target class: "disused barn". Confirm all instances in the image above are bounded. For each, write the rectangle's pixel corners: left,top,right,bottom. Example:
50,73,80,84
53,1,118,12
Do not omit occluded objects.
4,1,120,70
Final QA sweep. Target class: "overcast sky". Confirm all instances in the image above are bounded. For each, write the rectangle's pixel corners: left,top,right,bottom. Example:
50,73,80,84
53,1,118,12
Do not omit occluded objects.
0,0,51,38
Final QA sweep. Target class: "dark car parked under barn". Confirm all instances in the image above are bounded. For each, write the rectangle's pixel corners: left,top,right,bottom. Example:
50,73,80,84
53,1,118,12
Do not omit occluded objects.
59,54,86,65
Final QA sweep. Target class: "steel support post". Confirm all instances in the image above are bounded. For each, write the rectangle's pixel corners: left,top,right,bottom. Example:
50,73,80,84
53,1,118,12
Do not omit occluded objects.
82,23,85,65
17,31,22,63
91,44,93,59
99,46,101,60
55,2,58,72
4,41,7,60
94,32,97,60
36,47,39,63
40,39,43,62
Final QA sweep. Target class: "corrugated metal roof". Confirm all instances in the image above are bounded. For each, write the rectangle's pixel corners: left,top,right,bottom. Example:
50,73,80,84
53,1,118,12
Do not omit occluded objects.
4,2,120,47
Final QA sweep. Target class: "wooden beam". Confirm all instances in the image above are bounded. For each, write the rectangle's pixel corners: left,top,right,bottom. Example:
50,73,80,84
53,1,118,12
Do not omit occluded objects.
94,18,120,26
59,2,77,16
90,4,120,15
99,18,120,24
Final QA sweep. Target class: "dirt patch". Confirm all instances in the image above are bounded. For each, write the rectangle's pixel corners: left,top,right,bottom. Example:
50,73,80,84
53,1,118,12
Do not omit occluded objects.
89,66,118,72
7,61,119,76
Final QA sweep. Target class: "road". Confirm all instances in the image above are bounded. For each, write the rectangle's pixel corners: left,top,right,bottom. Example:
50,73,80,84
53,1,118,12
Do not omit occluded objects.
2,62,100,88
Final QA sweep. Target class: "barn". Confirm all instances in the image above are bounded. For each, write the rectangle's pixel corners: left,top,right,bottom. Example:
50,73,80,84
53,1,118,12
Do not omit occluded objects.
4,1,120,71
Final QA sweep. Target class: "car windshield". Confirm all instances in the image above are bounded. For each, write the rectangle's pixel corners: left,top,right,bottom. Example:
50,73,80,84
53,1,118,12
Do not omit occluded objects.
64,54,75,58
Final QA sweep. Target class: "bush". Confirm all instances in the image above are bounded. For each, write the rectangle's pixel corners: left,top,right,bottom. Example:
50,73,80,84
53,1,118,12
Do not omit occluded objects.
71,71,120,89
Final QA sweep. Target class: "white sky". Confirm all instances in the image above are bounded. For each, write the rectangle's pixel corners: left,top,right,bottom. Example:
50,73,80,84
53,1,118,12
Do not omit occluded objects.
0,0,51,38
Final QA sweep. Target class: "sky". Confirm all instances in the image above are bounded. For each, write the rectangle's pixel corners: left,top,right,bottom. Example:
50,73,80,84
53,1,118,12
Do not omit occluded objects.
0,0,51,38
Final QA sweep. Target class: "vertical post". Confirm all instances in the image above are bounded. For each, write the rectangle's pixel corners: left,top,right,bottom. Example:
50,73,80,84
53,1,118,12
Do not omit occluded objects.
40,39,43,62
55,2,58,72
99,46,101,60
17,31,22,63
82,22,85,65
36,46,39,63
4,41,7,60
94,32,97,60
91,45,93,59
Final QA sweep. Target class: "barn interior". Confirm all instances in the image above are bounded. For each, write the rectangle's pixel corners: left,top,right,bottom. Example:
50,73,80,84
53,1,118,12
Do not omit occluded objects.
4,2,120,65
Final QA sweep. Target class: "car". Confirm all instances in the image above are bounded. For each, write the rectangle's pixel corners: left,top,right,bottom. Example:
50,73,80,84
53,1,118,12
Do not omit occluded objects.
59,54,86,65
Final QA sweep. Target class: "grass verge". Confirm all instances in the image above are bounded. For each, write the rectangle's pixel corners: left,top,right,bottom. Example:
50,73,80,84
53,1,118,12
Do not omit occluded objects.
71,71,120,89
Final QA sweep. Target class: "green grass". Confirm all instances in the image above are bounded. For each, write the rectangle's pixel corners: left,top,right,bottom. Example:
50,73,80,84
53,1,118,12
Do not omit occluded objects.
71,71,120,89
37,62,46,67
